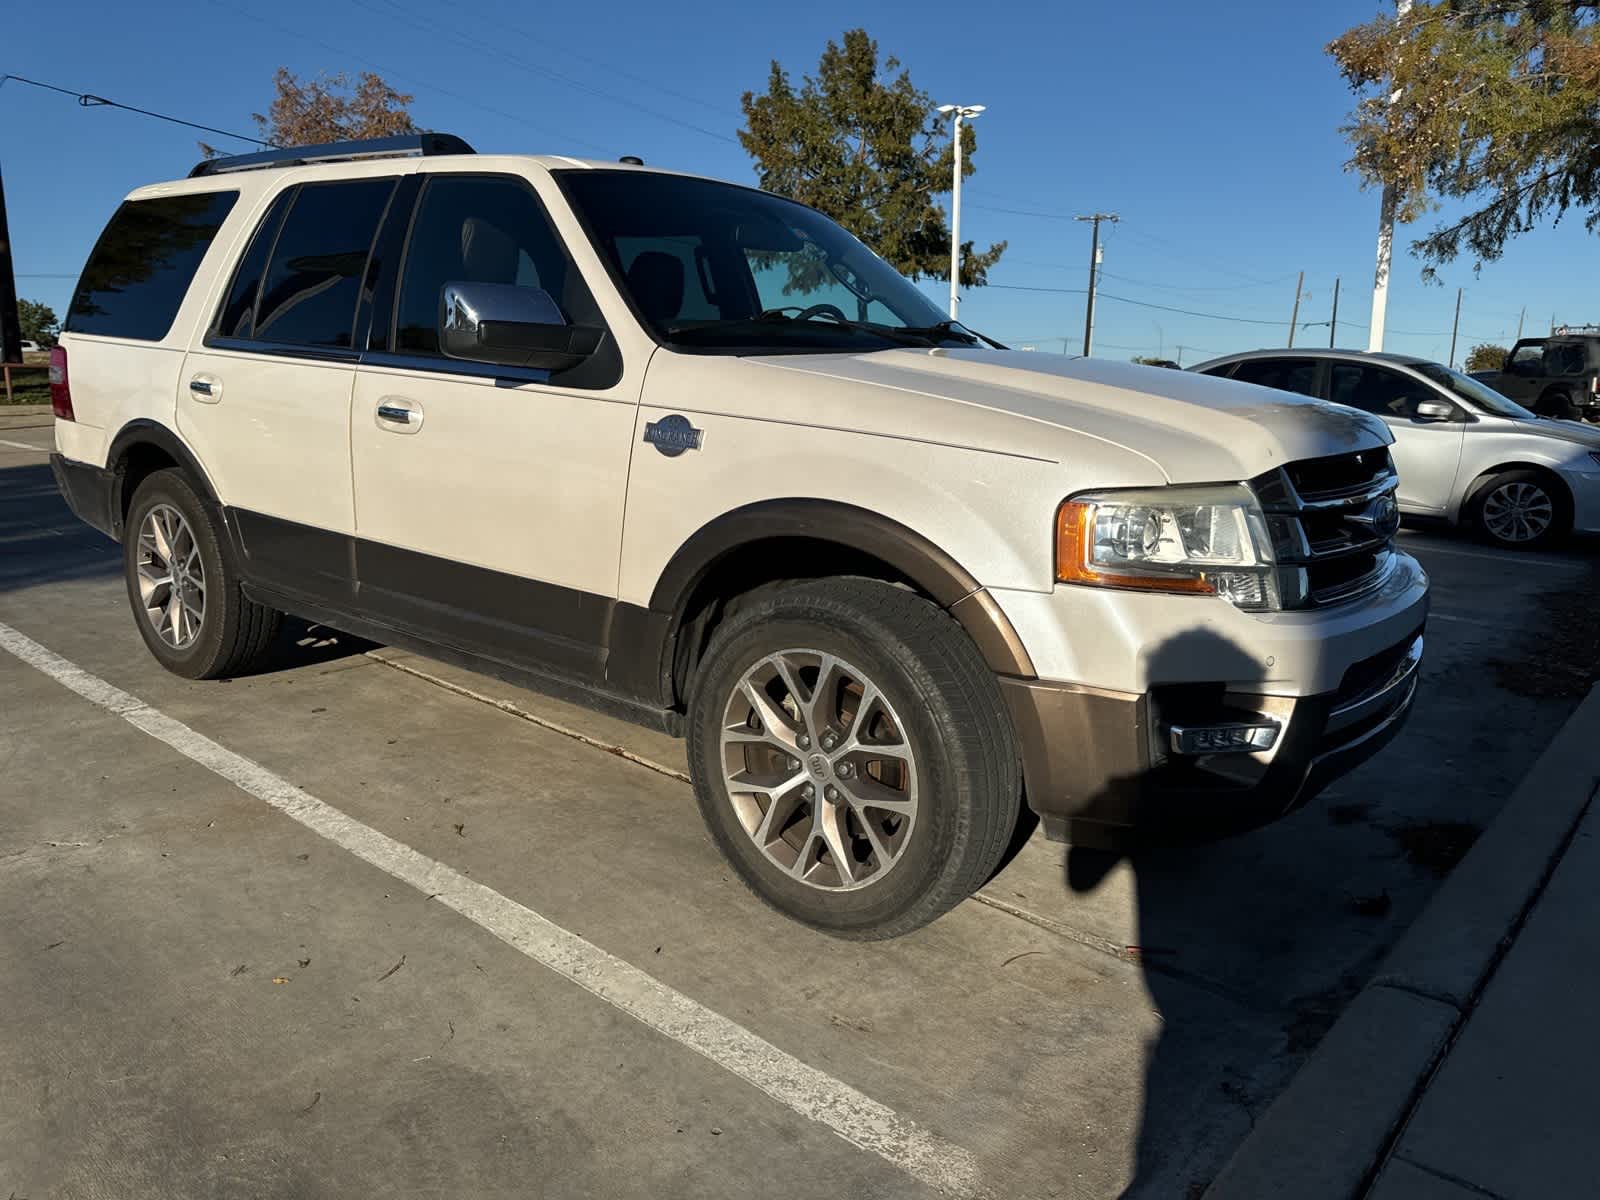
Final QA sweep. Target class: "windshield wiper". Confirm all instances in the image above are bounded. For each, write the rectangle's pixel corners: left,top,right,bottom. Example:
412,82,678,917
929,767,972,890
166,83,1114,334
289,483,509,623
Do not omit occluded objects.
896,320,1003,349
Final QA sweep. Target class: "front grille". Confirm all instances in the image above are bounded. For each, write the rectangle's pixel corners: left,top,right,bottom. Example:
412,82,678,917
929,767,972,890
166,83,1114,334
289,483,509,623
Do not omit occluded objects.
1252,449,1400,610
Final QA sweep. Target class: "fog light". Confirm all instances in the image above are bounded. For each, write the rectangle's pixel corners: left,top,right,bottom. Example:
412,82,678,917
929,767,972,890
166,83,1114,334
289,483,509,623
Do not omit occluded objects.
1169,722,1280,755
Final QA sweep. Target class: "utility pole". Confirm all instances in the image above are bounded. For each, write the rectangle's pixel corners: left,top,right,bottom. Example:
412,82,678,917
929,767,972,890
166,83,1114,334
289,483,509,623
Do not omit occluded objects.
937,103,985,320
1287,271,1305,347
1368,0,1415,352
1329,276,1341,348
1448,287,1463,368
1076,212,1118,356
0,166,21,368
1516,307,1525,340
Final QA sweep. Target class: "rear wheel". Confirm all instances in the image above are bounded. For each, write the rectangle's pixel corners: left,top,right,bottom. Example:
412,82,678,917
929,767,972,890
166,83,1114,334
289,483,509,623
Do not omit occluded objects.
687,578,1020,939
1467,469,1569,549
124,469,281,678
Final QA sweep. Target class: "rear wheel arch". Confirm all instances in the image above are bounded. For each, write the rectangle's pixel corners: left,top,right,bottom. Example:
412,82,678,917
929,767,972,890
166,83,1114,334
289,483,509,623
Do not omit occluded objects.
650,500,1035,710
106,421,221,539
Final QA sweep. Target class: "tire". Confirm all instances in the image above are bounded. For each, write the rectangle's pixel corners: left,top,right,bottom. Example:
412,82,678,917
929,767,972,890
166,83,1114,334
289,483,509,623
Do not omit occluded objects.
686,577,1021,939
1466,469,1570,550
1537,388,1579,421
123,469,281,678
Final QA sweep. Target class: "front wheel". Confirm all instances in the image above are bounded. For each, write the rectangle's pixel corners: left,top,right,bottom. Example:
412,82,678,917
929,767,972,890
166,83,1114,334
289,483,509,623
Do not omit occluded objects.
1467,469,1569,550
687,578,1020,939
124,469,282,678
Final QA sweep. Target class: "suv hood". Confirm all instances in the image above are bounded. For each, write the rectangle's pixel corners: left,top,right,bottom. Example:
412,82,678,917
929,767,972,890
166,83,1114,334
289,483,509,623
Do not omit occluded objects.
761,348,1390,482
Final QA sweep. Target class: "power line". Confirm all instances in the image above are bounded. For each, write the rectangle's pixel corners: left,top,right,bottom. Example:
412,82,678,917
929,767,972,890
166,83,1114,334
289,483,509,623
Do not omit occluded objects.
350,0,739,145
212,0,615,154
388,0,731,118
0,73,270,146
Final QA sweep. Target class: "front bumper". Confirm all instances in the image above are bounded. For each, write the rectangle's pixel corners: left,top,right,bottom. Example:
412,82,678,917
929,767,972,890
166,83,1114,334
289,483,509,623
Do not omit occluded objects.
1555,461,1600,534
1002,625,1425,846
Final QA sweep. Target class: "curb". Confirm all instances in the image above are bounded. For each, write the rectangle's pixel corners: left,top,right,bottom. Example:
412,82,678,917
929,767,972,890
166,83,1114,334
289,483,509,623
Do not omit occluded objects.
1205,681,1600,1200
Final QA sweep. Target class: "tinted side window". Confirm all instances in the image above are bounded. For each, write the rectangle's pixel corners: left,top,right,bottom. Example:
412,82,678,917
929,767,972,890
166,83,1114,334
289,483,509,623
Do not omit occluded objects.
256,179,395,348
1546,342,1585,374
214,189,294,340
1329,364,1438,419
395,175,601,355
1229,358,1320,398
66,191,239,341
1509,341,1544,369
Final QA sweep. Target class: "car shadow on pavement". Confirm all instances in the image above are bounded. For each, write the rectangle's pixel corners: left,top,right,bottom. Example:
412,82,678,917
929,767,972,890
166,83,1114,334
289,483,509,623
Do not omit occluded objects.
0,462,123,593
1,460,376,671
1056,627,1308,1198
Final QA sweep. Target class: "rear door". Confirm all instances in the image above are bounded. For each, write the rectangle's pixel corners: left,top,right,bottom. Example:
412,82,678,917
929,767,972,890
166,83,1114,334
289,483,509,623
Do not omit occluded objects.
348,170,636,682
1325,362,1465,513
1224,356,1326,400
180,175,401,601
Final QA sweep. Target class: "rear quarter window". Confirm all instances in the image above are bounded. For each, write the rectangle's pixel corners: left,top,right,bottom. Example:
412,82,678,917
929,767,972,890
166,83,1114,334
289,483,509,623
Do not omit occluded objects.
66,191,239,341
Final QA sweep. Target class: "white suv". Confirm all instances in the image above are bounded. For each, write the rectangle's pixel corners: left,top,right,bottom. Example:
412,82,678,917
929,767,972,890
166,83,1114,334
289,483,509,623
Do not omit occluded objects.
49,135,1428,937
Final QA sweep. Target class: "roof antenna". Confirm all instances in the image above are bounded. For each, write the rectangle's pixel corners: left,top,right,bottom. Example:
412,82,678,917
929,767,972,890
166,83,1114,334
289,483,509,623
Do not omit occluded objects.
619,155,644,165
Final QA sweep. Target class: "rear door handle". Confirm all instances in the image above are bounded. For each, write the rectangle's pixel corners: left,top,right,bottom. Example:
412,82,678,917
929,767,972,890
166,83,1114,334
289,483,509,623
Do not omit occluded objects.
375,397,424,434
188,374,222,404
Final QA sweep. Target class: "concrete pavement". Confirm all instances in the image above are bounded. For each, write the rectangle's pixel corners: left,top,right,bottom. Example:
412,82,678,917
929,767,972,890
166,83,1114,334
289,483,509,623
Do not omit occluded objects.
1208,683,1600,1200
3,422,1597,1198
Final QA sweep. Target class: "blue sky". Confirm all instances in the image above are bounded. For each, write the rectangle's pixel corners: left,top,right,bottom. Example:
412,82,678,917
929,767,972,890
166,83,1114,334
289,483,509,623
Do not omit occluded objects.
3,0,1592,364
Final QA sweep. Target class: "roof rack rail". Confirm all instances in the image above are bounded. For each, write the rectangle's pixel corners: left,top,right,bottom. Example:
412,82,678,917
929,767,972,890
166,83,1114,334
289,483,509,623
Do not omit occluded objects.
189,133,475,178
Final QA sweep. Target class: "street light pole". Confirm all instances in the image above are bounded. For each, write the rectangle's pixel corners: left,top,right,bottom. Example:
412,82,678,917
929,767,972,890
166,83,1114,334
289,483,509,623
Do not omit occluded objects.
937,103,985,320
1368,0,1414,352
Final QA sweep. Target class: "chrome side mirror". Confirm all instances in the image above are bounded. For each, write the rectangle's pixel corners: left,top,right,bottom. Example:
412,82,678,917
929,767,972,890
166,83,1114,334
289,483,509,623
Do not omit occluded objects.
439,281,602,371
1414,399,1456,422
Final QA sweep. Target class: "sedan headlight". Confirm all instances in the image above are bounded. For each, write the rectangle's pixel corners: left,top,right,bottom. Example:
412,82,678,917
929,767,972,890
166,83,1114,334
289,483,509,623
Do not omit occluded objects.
1056,485,1277,609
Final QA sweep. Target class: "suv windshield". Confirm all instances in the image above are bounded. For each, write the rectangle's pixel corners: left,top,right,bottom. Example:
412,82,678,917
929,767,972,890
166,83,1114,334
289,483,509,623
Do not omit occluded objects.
558,171,981,353
1410,362,1538,419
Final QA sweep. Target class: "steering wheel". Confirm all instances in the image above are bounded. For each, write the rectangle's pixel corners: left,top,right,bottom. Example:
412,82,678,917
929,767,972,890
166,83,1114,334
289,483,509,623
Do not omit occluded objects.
792,303,850,324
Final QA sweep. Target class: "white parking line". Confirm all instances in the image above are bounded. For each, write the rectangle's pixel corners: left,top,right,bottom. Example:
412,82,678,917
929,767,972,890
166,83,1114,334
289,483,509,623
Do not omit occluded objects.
0,438,48,452
0,619,981,1198
1397,533,1580,571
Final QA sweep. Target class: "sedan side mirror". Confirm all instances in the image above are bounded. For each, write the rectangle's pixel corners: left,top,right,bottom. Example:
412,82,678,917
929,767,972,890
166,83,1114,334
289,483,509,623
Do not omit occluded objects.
1414,399,1456,422
440,281,603,371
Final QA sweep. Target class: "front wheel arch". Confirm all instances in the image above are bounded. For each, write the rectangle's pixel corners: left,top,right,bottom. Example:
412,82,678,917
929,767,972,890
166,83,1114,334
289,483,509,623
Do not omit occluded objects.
1463,465,1572,546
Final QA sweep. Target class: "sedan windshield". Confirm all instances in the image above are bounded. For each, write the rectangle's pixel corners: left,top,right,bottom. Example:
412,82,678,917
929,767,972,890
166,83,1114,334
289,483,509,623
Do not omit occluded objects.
557,171,983,353
1410,362,1539,419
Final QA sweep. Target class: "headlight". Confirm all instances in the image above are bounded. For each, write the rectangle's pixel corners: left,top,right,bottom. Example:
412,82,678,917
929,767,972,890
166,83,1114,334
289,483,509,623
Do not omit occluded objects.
1056,485,1277,609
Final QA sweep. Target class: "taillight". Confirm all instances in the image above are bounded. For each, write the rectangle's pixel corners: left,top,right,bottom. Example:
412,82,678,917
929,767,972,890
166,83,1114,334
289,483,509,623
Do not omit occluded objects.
49,345,73,421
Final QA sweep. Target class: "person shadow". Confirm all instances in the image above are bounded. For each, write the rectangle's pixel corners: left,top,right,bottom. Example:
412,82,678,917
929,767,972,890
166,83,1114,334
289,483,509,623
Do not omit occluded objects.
1054,626,1341,1197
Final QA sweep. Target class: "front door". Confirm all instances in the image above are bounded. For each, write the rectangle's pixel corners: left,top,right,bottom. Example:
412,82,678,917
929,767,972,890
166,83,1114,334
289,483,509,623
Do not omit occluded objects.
1498,339,1546,407
1326,362,1466,513
349,171,637,681
179,176,400,598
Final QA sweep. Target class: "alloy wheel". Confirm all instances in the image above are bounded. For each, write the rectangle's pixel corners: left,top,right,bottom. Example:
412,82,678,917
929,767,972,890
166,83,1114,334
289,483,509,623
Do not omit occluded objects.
719,649,919,891
136,503,206,648
1481,481,1554,544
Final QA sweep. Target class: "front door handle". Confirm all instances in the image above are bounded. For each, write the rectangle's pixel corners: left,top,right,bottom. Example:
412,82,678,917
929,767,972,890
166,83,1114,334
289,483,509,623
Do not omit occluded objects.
188,374,222,404
375,397,424,434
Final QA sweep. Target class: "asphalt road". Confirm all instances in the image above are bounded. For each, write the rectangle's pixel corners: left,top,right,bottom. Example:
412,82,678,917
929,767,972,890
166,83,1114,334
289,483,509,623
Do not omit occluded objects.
0,419,1588,1199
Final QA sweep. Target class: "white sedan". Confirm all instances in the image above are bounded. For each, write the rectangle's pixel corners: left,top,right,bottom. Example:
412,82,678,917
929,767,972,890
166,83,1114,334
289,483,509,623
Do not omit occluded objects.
1193,348,1600,549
